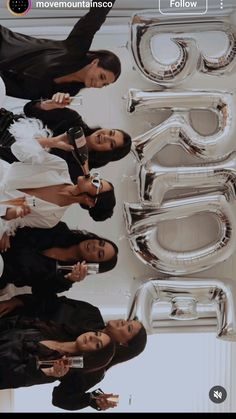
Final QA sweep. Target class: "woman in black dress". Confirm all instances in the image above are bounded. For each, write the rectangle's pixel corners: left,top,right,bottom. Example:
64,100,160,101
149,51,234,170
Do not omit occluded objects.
0,94,132,183
0,1,120,99
0,314,115,391
0,221,119,294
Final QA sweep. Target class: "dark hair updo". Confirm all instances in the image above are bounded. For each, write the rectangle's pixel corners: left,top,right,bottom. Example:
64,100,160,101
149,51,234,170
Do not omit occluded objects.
88,184,116,222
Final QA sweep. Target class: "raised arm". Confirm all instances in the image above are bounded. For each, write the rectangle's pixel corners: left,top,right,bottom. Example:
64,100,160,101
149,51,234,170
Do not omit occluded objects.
23,99,90,136
66,0,116,50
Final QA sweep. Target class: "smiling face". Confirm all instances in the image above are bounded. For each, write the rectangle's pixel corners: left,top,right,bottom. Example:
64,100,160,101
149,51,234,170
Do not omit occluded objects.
105,320,142,344
84,59,116,88
86,129,124,152
76,331,111,352
78,238,115,262
76,176,112,208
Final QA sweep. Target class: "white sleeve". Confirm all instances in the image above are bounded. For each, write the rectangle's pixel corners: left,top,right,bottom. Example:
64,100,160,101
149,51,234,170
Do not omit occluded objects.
0,218,5,241
0,205,7,218
9,117,52,164
10,137,47,164
0,213,16,240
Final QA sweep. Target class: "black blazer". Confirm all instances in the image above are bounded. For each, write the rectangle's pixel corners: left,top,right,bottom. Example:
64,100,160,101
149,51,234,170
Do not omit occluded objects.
0,0,115,99
0,315,64,390
3,294,106,410
0,222,86,295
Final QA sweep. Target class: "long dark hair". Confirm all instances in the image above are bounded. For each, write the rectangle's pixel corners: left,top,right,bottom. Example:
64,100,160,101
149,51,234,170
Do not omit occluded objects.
106,324,147,370
41,107,131,180
86,49,121,81
88,183,116,222
18,318,115,373
81,338,115,373
88,129,131,169
59,226,118,273
11,222,118,274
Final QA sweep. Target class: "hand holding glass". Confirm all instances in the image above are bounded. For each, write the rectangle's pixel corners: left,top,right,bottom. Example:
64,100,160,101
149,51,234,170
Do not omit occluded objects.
56,261,99,275
36,355,84,369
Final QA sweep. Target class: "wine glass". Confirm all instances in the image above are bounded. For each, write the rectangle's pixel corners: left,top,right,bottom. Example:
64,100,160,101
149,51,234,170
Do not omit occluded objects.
68,95,83,109
36,355,84,369
56,262,99,275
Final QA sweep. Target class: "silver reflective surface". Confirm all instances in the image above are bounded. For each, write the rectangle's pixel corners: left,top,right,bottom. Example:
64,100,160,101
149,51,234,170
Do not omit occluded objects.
124,192,236,275
127,278,236,341
130,11,236,86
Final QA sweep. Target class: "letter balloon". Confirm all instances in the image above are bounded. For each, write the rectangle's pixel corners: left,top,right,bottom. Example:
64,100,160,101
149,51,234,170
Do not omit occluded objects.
127,278,236,341
123,192,236,275
128,89,236,161
130,11,236,87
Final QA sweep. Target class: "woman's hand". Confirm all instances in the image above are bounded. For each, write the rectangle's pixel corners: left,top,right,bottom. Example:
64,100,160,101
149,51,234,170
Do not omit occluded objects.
64,261,88,282
41,358,70,378
37,133,74,152
94,393,119,410
0,233,11,252
51,133,74,152
40,93,72,110
4,204,31,221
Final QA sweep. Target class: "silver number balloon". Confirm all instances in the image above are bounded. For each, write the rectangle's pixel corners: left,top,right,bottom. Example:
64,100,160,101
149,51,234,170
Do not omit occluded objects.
127,278,236,341
138,151,236,206
123,192,236,275
130,11,236,87
128,89,236,161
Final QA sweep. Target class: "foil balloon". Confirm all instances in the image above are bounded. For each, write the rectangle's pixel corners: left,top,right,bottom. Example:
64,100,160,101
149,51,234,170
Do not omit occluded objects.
123,191,236,275
138,151,236,206
128,89,236,161
130,11,236,87
127,278,236,341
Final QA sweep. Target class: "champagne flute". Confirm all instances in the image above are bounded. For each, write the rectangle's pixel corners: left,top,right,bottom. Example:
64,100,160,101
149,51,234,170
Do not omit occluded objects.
36,355,84,369
56,261,99,275
34,95,83,109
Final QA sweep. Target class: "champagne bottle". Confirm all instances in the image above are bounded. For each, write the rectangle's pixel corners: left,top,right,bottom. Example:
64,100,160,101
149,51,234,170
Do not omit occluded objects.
67,126,89,175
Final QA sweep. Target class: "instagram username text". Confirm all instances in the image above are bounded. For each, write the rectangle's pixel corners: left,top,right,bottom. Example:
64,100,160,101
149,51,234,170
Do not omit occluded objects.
36,1,113,8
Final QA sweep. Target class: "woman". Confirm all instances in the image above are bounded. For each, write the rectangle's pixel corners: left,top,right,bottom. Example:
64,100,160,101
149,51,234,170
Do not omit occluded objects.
0,93,132,183
0,293,147,411
0,1,120,99
0,314,115,391
0,133,116,250
0,221,119,294
52,320,148,411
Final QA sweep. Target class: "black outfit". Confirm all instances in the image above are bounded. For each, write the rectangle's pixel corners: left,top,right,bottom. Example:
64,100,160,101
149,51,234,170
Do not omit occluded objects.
0,222,94,295
3,293,106,410
0,1,115,99
0,314,67,390
0,103,97,183
24,101,91,182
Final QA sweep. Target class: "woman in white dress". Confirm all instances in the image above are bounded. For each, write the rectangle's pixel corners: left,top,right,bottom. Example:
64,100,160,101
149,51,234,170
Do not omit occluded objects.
0,130,115,252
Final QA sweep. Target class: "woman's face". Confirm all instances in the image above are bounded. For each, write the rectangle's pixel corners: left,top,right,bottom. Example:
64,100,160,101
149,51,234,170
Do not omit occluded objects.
106,320,142,344
84,60,115,88
87,129,124,152
79,238,116,262
76,331,110,352
76,176,112,208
